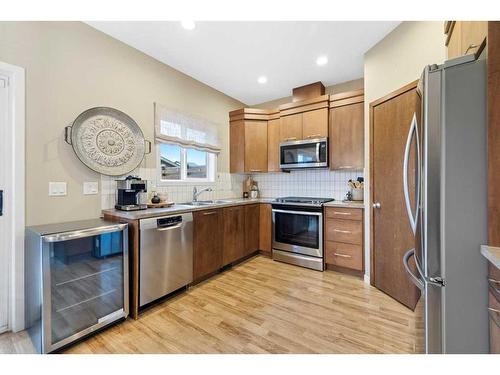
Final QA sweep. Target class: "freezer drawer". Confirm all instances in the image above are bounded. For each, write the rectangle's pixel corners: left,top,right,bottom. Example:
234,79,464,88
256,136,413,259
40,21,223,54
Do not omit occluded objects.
139,213,193,307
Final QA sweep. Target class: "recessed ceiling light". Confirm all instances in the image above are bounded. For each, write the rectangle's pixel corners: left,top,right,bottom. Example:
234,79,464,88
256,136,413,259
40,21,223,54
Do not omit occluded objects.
257,76,268,84
181,20,196,30
316,55,328,66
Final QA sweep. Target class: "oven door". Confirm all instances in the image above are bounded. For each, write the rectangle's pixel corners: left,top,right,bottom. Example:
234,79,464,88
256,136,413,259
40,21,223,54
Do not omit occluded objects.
272,208,323,257
279,138,328,169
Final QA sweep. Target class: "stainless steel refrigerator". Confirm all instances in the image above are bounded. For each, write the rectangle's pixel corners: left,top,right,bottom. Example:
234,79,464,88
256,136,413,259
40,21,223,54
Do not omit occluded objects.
402,53,489,353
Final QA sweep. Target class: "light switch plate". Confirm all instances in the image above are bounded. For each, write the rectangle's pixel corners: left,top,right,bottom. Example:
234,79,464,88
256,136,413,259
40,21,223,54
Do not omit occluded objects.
83,181,99,195
49,182,67,196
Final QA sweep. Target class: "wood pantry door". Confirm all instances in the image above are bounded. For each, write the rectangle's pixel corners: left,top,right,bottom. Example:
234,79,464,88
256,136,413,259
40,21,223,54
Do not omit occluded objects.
370,81,421,310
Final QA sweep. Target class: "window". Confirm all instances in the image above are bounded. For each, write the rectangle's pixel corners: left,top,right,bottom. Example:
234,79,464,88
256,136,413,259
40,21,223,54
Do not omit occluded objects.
155,103,220,184
159,143,216,183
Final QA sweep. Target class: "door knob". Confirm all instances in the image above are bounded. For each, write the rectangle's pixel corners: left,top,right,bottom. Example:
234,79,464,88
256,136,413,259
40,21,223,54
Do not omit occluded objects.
373,202,381,209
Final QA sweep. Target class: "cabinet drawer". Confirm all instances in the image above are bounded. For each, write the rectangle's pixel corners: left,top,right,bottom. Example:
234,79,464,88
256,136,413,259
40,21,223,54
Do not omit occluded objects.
325,219,362,245
325,207,362,221
325,241,363,271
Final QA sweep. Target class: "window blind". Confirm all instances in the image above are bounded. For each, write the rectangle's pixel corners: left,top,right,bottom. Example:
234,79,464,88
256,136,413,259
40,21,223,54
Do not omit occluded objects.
154,103,221,153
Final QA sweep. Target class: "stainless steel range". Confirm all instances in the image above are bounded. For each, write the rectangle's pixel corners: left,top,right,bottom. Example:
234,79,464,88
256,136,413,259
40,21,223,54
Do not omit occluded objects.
272,197,334,271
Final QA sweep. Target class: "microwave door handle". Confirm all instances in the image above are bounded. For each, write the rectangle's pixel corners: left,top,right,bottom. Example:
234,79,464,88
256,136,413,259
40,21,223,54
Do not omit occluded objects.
403,249,424,290
316,142,320,162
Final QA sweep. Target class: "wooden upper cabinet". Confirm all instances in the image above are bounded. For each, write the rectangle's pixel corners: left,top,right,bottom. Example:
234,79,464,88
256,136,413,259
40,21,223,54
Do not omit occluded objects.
229,108,269,174
244,204,260,256
222,206,245,266
302,108,328,139
267,117,281,172
229,120,245,173
193,209,223,281
280,112,303,142
244,120,268,173
445,21,487,59
461,21,487,56
329,90,364,170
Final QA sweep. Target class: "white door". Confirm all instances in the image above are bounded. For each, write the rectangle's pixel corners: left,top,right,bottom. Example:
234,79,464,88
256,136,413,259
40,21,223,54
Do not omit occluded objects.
0,74,9,333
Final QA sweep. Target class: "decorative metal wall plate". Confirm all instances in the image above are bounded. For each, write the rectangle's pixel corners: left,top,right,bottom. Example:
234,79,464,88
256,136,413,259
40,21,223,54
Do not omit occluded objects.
65,107,151,176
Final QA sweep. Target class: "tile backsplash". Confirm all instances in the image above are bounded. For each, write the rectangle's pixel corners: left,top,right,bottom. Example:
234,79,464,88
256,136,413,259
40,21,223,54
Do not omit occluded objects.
101,168,363,209
250,169,363,201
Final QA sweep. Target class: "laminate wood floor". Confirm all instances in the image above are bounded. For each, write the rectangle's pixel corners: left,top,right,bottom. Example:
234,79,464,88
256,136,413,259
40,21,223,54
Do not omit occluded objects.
0,256,422,354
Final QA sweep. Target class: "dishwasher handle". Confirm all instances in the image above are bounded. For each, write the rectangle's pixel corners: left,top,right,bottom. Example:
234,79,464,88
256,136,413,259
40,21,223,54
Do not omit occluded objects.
156,223,183,231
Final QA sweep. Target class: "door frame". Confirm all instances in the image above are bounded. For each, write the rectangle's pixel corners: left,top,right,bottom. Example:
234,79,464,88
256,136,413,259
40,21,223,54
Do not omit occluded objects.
0,61,25,332
369,80,418,285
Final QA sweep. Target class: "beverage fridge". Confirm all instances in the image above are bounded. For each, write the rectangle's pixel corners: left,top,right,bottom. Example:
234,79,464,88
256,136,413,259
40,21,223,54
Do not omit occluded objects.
402,53,489,353
25,219,129,353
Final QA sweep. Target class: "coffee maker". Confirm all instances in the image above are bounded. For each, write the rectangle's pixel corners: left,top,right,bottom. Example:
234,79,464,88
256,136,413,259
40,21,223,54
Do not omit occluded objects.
115,175,148,211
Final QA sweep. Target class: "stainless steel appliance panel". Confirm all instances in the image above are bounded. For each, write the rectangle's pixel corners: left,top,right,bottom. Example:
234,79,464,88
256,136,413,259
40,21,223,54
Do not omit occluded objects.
441,57,488,353
25,220,129,353
279,138,328,169
272,209,323,258
139,213,193,307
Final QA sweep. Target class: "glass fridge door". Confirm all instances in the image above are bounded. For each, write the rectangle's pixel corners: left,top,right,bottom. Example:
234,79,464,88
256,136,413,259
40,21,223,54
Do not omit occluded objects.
43,229,127,351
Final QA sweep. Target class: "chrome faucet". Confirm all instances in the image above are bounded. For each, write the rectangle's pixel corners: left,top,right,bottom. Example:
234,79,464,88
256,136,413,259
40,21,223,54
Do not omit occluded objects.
193,186,213,202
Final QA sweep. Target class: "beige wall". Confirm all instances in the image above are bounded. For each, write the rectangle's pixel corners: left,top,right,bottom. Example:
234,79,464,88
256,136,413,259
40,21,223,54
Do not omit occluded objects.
363,21,446,278
253,78,364,109
0,22,244,226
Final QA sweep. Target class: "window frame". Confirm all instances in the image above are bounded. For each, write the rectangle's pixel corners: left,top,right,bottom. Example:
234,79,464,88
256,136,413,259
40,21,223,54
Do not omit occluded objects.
157,142,216,186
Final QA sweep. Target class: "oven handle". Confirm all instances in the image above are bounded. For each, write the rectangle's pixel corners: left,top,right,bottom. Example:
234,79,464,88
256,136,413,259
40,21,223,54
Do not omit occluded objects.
272,209,323,216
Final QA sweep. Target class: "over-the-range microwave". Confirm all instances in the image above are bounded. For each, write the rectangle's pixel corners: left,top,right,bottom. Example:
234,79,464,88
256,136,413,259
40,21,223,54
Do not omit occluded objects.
279,138,328,169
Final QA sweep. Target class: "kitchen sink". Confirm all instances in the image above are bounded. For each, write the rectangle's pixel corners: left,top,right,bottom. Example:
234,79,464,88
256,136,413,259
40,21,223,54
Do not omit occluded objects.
180,199,234,206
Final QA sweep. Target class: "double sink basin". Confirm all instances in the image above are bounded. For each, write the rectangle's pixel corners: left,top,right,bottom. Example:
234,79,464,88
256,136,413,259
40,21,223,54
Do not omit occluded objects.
179,199,234,207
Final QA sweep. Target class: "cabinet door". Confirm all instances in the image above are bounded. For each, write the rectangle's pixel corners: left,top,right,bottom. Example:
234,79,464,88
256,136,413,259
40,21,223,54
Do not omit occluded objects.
447,21,462,59
244,204,260,256
330,101,364,170
280,113,303,142
230,120,245,173
222,206,245,265
259,203,272,255
267,118,281,172
302,108,328,139
461,21,487,56
244,120,268,173
193,209,223,280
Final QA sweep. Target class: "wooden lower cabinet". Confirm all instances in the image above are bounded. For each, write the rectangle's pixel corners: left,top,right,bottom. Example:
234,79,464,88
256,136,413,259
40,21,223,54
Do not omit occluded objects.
324,207,364,274
244,204,260,256
222,206,245,265
259,203,272,255
193,209,223,281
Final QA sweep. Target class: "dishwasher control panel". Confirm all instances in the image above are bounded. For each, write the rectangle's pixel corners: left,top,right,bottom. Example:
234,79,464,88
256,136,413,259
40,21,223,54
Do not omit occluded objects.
157,215,182,228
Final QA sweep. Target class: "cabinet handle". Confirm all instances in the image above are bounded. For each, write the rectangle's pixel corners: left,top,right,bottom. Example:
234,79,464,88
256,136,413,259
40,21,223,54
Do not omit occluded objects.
333,211,351,216
203,211,217,216
337,166,354,169
285,137,297,141
465,44,479,54
249,169,262,172
306,134,321,139
333,252,352,258
334,229,351,234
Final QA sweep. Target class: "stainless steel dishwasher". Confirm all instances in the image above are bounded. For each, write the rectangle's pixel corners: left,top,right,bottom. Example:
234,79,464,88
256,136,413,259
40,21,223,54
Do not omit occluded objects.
139,212,193,307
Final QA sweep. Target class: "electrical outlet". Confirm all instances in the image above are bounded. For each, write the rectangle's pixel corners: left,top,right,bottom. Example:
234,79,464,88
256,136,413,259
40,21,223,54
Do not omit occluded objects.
83,181,99,195
49,182,67,196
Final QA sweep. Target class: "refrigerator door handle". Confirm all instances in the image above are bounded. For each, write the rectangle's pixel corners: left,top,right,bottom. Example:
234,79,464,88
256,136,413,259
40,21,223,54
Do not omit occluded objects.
403,248,424,290
403,113,420,234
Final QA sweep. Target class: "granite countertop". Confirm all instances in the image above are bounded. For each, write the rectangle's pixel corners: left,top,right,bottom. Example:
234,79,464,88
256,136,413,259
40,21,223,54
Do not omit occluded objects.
323,200,365,209
102,197,274,220
102,197,365,220
480,245,500,269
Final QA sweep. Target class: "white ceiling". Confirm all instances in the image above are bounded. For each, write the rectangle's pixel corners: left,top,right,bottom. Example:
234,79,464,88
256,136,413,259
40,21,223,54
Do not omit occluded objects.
87,21,400,105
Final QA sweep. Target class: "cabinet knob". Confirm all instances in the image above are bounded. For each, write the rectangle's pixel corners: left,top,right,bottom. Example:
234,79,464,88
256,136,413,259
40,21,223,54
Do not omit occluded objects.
373,202,381,209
